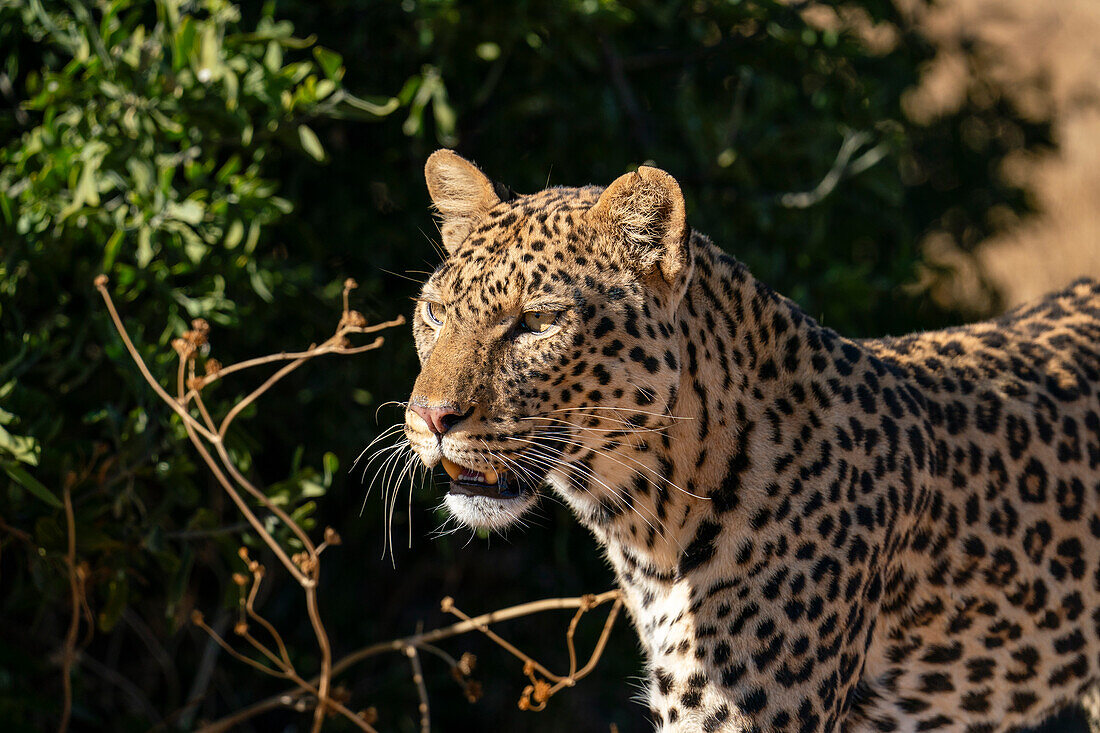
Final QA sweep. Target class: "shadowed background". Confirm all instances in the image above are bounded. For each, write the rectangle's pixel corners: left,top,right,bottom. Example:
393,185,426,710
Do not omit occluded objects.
2,0,1097,730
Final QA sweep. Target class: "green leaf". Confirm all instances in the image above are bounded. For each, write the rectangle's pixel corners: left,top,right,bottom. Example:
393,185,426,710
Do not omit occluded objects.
248,263,274,302
263,40,282,72
290,500,316,523
0,191,13,226
198,22,220,78
315,78,336,100
4,463,62,508
136,226,153,267
173,16,197,71
167,199,204,225
297,124,325,161
126,158,154,194
102,229,123,270
312,46,343,80
322,451,338,485
0,424,41,466
224,219,244,249
299,477,326,498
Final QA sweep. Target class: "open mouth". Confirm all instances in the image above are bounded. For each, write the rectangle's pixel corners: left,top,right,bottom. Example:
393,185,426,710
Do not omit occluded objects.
440,457,520,499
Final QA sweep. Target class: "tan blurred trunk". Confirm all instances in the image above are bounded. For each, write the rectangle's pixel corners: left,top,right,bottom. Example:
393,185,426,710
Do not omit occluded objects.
792,0,1100,313
902,0,1100,310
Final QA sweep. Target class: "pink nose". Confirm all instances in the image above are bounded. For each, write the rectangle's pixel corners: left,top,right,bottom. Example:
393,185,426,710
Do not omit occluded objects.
411,404,467,436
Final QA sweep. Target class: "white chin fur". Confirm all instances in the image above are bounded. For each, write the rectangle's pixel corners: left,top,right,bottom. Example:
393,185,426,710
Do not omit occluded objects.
443,492,536,531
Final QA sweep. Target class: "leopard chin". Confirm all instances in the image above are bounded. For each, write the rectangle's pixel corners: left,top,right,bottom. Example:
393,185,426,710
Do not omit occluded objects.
442,491,538,531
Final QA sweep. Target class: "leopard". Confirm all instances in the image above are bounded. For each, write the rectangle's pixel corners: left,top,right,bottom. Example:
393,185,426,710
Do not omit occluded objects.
401,148,1100,732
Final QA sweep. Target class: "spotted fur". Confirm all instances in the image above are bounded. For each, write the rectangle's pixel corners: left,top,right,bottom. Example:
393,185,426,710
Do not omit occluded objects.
403,150,1100,732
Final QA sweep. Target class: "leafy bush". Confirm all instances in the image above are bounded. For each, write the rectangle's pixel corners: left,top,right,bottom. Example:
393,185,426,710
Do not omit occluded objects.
0,1,398,728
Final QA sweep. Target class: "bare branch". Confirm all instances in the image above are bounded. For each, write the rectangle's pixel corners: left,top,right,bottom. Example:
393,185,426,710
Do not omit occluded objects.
405,641,430,733
776,130,890,209
95,273,405,731
199,591,623,731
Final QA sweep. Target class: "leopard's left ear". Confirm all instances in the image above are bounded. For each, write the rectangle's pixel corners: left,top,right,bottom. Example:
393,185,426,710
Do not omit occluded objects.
424,149,501,253
587,166,690,288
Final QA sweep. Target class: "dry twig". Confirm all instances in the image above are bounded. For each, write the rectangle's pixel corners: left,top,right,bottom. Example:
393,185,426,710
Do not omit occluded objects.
442,593,624,711
95,274,625,731
406,634,430,733
197,590,623,731
96,275,400,732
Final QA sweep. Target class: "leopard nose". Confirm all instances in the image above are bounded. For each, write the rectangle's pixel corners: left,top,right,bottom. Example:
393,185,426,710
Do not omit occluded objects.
411,403,472,436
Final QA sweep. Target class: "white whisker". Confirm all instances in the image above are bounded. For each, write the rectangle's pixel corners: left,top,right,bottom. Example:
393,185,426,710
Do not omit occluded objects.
513,441,674,546
351,422,407,472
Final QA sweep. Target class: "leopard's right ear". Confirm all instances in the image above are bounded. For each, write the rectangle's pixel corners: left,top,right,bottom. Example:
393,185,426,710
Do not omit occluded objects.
587,166,690,289
424,149,501,253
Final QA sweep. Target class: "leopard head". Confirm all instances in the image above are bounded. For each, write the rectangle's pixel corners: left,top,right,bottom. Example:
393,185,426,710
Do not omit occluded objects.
405,150,694,531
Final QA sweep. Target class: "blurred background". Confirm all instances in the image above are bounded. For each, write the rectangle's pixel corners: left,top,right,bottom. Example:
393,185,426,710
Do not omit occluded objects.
2,0,1098,730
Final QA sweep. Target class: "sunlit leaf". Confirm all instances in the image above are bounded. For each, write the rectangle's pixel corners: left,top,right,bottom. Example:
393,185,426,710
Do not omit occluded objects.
224,219,244,249
312,46,343,80
136,226,153,266
297,124,325,161
166,199,204,225
102,229,123,270
4,463,61,508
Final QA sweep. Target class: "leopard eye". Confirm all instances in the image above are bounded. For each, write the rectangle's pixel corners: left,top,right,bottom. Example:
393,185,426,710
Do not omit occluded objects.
521,310,558,334
423,301,445,328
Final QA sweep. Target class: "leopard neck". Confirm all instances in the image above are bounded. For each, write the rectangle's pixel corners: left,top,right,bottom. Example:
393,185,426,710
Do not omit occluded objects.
575,234,852,639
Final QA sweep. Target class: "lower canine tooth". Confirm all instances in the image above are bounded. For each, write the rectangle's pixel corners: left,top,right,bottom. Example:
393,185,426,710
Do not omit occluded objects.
483,466,498,484
440,457,462,481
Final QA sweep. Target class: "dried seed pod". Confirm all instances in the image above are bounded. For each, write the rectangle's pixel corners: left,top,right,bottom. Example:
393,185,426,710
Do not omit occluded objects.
232,572,248,586
464,680,483,703
190,610,205,625
204,358,222,376
324,527,342,545
332,685,351,704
